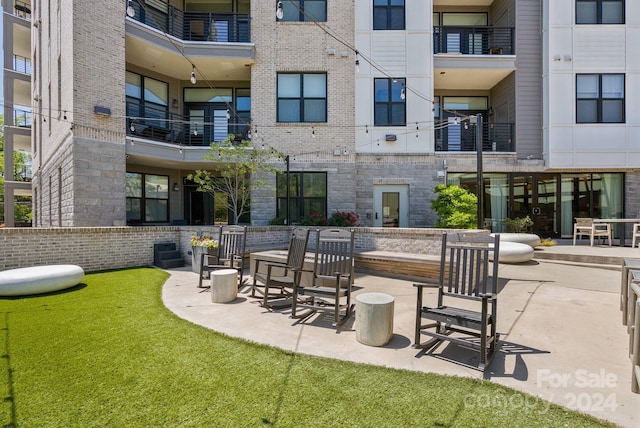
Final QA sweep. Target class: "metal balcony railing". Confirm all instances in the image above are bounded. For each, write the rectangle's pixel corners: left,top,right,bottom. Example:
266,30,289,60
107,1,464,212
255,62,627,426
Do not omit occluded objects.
126,100,250,147
434,26,514,55
12,55,32,75
128,0,250,43
435,122,514,152
13,109,32,127
13,0,31,19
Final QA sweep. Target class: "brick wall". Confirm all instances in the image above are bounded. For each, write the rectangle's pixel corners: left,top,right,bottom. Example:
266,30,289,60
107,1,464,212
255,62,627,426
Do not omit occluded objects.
0,226,449,273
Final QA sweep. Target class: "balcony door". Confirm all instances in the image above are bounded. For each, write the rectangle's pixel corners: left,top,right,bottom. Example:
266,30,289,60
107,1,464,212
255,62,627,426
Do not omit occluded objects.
187,104,229,145
373,185,409,227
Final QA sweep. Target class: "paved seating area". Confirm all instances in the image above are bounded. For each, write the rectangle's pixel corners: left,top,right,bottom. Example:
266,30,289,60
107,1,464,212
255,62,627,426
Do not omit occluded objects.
162,244,640,428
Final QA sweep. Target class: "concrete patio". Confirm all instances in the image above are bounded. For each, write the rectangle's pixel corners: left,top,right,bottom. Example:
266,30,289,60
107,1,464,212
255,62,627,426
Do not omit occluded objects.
162,242,640,427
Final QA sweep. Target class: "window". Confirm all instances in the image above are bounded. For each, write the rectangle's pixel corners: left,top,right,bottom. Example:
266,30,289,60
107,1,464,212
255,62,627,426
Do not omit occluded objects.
576,0,624,24
277,0,327,22
374,78,406,126
277,172,327,223
373,0,405,30
126,173,170,224
126,71,168,130
277,73,327,123
576,74,624,123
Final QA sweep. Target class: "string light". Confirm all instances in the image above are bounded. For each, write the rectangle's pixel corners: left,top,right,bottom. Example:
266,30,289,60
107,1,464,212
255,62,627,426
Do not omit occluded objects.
276,1,284,20
190,65,197,84
126,0,135,18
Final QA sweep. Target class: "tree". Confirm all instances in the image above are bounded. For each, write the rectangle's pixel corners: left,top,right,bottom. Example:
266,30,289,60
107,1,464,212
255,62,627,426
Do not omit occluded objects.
188,135,282,225
430,184,478,229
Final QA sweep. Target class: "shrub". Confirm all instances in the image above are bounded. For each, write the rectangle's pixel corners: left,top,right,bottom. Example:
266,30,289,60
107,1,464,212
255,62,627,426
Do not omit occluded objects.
326,211,359,227
299,212,326,226
430,184,477,229
503,216,534,233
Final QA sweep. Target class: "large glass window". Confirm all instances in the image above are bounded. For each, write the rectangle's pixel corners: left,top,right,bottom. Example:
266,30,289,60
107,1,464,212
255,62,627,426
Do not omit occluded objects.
576,74,624,123
276,172,327,223
126,173,169,224
373,0,405,30
576,0,624,24
374,78,406,126
277,0,327,22
277,73,327,122
126,71,168,129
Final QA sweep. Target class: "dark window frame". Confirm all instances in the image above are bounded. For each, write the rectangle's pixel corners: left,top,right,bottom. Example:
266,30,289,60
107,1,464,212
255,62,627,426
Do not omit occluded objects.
373,0,405,30
276,172,327,223
126,172,170,225
126,71,169,129
276,0,327,22
374,78,406,126
277,72,328,123
576,73,625,124
576,0,625,24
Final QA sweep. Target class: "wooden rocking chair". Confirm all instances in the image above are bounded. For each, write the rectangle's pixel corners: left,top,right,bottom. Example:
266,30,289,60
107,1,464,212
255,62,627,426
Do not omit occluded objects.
414,231,500,371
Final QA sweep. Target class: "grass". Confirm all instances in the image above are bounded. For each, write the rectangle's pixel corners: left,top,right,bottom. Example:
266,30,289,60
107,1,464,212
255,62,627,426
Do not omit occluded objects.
0,267,613,427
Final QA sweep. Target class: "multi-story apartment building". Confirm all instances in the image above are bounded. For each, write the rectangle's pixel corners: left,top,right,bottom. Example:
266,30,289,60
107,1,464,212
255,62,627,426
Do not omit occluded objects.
2,0,639,239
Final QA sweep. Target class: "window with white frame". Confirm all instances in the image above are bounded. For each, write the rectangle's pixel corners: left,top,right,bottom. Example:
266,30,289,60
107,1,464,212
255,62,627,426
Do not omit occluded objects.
576,0,624,24
277,0,327,22
277,73,327,123
374,78,406,126
373,0,405,30
576,74,625,123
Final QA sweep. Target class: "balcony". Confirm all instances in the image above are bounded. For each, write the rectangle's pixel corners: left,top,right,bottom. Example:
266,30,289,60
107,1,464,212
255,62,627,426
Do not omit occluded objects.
12,0,31,19
128,0,250,43
435,122,514,152
126,101,250,148
434,26,514,55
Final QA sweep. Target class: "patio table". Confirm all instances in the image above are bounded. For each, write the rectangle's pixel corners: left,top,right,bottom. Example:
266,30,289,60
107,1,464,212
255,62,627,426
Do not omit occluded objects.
593,218,640,247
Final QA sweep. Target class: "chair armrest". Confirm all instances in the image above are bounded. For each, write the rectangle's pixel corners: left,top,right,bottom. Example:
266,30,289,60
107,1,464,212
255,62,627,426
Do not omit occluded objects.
413,281,440,289
479,292,497,299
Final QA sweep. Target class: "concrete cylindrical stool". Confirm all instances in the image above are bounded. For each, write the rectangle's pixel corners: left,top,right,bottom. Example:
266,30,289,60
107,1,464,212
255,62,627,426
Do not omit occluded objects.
210,269,238,303
355,292,394,346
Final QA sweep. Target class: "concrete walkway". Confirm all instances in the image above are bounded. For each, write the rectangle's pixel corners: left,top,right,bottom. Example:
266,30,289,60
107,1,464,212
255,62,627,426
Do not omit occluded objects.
162,243,640,427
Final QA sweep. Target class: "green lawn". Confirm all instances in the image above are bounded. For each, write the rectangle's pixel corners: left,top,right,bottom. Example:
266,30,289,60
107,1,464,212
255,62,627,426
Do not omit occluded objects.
0,267,613,427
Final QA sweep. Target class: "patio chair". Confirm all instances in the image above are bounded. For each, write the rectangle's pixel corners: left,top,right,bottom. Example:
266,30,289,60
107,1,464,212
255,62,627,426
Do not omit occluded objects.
198,225,247,289
414,231,500,371
251,227,310,308
291,228,355,327
572,217,612,246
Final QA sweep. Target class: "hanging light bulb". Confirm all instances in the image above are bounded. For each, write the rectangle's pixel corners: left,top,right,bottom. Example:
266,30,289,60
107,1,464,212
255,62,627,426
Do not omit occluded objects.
247,129,252,140
453,117,459,125
126,0,135,18
355,58,360,73
129,120,135,133
400,88,406,100
193,125,198,136
311,127,316,138
226,109,231,120
276,1,284,19
190,65,197,84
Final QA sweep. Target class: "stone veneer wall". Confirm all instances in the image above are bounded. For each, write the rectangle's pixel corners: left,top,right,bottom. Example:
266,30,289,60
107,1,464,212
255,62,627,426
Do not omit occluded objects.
0,227,450,273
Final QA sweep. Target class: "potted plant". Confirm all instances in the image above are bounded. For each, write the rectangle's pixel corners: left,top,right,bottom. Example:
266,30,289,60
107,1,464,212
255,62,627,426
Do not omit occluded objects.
190,235,218,273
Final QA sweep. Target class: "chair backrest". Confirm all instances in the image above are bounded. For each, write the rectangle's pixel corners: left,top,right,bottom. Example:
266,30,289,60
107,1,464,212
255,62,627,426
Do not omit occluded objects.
312,228,355,285
439,231,500,302
217,225,247,260
575,217,594,227
286,228,310,269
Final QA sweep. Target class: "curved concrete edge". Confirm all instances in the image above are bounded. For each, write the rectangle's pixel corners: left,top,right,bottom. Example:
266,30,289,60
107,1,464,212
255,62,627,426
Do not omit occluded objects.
0,265,85,296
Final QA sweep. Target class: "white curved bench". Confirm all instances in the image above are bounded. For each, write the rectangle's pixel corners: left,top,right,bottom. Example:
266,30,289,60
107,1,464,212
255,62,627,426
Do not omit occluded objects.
0,265,85,296
489,242,534,264
491,232,541,248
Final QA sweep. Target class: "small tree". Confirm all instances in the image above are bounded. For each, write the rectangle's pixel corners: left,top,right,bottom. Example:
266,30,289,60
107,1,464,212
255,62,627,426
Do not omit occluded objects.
188,135,282,225
430,184,478,229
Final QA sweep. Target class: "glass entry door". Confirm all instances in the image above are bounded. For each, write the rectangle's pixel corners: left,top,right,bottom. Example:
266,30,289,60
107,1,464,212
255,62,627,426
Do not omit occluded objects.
510,174,559,238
